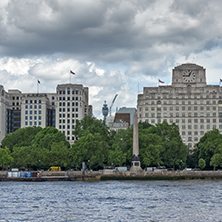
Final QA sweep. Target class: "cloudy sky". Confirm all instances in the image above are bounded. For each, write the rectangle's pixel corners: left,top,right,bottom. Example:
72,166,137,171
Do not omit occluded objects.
1,0,222,118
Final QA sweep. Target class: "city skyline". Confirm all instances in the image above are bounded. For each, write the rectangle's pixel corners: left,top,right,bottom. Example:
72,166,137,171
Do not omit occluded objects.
1,0,222,118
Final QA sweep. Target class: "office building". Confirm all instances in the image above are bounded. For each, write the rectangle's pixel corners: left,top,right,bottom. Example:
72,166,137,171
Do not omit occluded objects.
137,63,222,150
0,83,92,144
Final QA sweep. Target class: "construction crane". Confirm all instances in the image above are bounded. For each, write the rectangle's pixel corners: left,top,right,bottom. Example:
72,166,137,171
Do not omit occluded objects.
110,94,118,116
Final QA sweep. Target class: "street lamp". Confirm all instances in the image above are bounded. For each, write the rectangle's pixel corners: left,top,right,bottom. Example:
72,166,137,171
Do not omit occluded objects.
88,160,90,170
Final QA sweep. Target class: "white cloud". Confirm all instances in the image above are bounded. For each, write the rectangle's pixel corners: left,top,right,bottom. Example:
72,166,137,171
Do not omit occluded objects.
1,0,222,117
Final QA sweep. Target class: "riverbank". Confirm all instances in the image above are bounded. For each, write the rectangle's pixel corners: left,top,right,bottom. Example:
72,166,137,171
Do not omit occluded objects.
1,169,222,181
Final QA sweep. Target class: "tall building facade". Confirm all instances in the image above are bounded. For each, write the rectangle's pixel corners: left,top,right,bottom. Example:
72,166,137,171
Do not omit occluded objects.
0,83,92,144
137,63,222,150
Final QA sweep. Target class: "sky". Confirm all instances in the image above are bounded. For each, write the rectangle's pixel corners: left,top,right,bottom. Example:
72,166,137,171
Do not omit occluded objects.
1,0,222,118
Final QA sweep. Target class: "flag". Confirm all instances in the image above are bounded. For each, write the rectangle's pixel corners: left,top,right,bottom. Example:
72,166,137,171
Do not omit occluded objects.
38,80,40,84
70,70,75,75
159,79,164,84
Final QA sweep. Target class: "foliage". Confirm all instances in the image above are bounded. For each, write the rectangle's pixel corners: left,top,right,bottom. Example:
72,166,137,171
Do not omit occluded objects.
139,131,162,168
198,158,206,169
73,116,110,141
70,131,109,170
108,128,133,166
210,154,222,170
196,129,222,168
0,147,13,169
1,127,42,150
149,121,187,169
31,127,69,149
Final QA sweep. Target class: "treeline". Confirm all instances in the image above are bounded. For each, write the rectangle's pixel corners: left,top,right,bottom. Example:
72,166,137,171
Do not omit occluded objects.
0,116,221,170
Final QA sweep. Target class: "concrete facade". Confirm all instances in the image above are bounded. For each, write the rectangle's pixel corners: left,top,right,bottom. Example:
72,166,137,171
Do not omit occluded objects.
137,63,222,150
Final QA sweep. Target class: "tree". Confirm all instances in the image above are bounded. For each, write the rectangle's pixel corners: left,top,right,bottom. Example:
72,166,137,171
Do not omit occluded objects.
109,128,133,166
198,158,206,170
210,154,222,170
70,131,110,170
108,145,126,166
31,126,69,149
139,131,163,168
150,122,187,169
49,142,69,168
1,127,42,150
196,129,222,169
0,147,13,170
73,116,110,141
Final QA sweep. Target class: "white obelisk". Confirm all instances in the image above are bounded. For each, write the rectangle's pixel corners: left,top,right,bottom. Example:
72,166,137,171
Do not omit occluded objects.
130,110,142,172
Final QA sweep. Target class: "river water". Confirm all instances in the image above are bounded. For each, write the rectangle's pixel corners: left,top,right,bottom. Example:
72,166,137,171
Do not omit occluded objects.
0,180,222,222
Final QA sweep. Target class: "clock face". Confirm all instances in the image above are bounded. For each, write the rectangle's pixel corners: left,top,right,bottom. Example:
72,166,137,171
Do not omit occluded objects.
183,70,196,83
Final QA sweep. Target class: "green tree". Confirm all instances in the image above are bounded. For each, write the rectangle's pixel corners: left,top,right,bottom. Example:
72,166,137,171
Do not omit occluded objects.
109,128,133,166
210,154,222,170
70,131,110,170
108,145,126,166
198,158,206,170
73,116,110,141
1,127,42,150
196,129,222,168
0,147,13,170
31,126,69,149
49,141,69,168
150,122,187,169
12,146,33,168
139,132,163,168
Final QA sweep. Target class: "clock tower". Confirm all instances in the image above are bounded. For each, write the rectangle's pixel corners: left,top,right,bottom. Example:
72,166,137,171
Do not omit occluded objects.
172,63,206,87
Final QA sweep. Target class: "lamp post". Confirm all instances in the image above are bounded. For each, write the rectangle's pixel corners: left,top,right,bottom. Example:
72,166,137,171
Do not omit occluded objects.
88,160,90,170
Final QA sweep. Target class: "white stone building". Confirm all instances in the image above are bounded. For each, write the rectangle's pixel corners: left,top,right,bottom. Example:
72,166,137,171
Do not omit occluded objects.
0,83,92,144
137,63,222,150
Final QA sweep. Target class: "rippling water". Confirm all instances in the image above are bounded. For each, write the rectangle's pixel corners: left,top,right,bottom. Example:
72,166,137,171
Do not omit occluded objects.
1,180,222,221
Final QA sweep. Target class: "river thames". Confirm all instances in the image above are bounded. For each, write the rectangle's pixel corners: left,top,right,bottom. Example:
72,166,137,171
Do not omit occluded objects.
1,180,222,221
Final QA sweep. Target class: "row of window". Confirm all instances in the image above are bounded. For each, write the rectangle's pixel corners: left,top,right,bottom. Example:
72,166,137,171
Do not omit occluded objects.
25,116,41,120
143,112,222,118
182,137,199,142
59,125,75,130
143,100,220,105
59,119,75,124
144,106,222,111
59,102,80,107
25,105,42,109
25,121,41,126
144,94,219,99
59,97,80,101
59,113,78,118
59,89,80,95
25,100,42,104
59,107,78,113
25,110,41,115
144,119,222,124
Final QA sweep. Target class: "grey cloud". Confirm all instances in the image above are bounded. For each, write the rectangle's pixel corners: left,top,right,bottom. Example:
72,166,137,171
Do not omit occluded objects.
1,0,222,83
